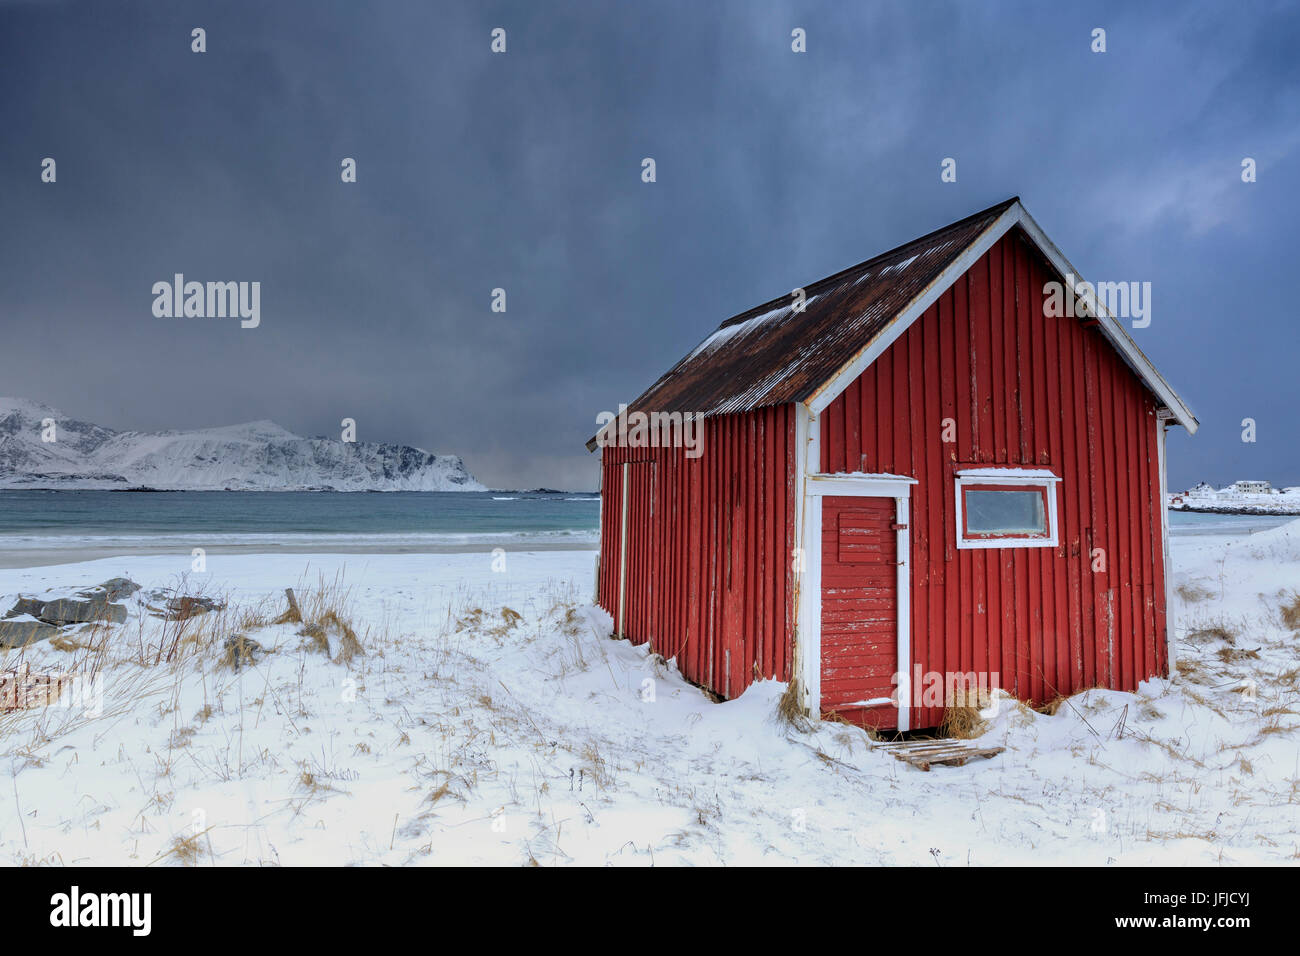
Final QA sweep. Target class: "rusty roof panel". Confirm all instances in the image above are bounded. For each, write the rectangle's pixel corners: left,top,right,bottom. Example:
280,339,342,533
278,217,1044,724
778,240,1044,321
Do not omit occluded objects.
615,198,1018,421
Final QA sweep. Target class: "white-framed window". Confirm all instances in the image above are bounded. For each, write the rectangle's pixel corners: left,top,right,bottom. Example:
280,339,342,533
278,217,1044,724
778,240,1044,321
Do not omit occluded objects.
954,468,1061,550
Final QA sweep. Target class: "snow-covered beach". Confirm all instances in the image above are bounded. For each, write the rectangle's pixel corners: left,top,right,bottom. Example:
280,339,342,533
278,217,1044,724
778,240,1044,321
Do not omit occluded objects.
1,513,1297,866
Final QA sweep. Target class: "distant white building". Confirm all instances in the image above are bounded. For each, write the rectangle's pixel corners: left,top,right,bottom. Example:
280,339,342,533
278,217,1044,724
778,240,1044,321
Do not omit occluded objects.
1232,480,1273,495
1186,482,1216,499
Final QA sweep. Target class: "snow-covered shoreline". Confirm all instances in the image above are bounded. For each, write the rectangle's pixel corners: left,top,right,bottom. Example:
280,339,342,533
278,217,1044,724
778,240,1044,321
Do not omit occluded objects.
1170,479,1300,516
1171,502,1300,516
1,520,1297,866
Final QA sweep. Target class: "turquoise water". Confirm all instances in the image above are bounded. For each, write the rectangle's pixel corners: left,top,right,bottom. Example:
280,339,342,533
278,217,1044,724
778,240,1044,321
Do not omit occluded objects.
0,490,600,564
1167,510,1294,537
0,490,1287,567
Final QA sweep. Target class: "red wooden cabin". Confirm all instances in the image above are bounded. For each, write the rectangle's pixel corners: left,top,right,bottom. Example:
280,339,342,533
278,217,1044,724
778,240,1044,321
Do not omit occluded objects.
588,198,1196,730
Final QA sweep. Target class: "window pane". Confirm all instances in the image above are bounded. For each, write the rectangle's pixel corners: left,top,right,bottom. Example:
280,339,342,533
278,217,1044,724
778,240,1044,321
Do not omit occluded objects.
964,489,1046,535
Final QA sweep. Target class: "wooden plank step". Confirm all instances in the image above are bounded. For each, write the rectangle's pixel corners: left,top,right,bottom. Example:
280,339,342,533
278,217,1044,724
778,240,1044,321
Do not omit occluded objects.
873,737,981,748
873,740,968,752
872,737,1005,771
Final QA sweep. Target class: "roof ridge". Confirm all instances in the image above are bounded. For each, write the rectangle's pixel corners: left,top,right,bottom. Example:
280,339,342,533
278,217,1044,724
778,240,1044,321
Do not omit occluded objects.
587,196,1196,451
715,196,1019,331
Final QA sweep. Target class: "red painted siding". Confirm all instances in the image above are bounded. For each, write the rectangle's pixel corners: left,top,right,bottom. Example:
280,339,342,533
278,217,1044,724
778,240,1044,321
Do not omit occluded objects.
597,406,797,697
819,229,1168,728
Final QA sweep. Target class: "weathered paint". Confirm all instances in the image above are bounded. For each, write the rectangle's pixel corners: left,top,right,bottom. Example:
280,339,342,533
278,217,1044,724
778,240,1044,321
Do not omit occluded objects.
597,406,797,696
817,229,1168,728
819,495,900,728
593,203,1187,726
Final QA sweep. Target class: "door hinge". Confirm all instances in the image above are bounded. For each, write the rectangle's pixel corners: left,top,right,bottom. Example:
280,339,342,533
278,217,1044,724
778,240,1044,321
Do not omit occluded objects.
890,523,908,531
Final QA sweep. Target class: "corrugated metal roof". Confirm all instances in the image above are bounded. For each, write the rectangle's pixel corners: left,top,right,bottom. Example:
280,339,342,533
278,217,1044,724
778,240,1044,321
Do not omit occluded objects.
589,196,1198,451
606,198,1019,424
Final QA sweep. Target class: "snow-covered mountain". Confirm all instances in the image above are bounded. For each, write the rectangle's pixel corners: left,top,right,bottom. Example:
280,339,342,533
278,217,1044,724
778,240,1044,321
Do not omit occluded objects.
0,398,484,491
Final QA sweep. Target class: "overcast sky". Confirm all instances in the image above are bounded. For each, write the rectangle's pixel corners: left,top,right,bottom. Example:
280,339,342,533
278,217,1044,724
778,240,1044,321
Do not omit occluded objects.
1,0,1297,490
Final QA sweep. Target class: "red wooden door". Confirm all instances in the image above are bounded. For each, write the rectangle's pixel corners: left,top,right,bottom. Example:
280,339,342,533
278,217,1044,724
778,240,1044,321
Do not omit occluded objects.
820,496,900,729
622,461,656,643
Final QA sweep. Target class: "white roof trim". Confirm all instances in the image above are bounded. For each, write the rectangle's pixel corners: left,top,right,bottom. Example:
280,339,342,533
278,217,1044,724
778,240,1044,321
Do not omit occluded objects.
813,470,918,482
806,473,916,497
806,201,1198,434
955,467,1061,482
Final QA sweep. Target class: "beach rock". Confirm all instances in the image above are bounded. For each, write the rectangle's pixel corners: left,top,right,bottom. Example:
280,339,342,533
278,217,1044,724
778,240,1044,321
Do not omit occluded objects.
164,596,222,620
0,619,62,647
38,596,127,626
4,581,136,627
77,577,141,602
3,597,46,620
144,594,223,620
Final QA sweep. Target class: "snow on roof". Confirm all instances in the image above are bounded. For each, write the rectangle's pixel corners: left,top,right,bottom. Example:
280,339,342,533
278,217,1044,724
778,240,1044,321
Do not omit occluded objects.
587,197,1197,450
593,199,1019,431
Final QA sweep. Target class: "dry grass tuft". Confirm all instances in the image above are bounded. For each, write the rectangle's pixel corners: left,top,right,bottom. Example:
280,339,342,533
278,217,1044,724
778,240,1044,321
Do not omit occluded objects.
1175,658,1208,683
1280,591,1300,631
776,677,812,730
1176,582,1213,603
939,705,987,739
235,595,276,630
328,614,364,664
260,575,369,664
298,622,330,655
1188,624,1236,645
581,740,616,790
271,605,301,626
48,635,87,652
939,688,992,738
455,608,485,632
218,634,265,670
1139,701,1165,721
557,606,582,637
298,765,341,796
456,605,528,640
485,608,524,638
426,770,471,806
1037,694,1068,716
162,833,205,866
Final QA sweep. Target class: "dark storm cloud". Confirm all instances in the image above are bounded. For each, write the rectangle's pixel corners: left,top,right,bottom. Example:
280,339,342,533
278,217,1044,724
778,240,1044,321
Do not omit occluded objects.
1,0,1297,489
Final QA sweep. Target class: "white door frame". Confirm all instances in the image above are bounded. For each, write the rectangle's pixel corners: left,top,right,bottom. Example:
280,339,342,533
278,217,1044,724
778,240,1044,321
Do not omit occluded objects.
793,411,916,731
1156,410,1176,671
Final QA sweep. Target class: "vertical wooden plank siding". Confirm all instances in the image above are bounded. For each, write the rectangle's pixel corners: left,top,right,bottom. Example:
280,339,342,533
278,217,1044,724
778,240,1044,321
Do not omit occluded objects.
596,406,797,699
819,230,1168,726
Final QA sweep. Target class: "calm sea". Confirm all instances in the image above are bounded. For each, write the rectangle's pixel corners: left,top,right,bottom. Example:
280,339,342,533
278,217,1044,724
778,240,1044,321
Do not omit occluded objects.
0,490,600,568
1167,510,1293,537
0,490,1290,569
